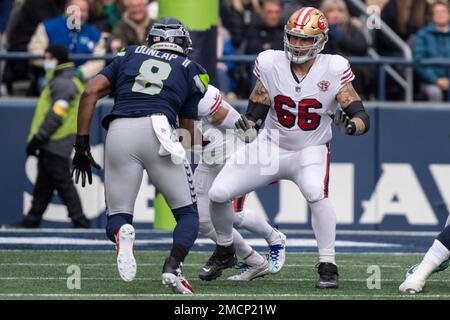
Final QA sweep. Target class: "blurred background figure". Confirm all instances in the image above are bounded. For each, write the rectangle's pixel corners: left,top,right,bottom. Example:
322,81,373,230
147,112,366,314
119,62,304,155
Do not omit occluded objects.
27,0,106,94
320,0,372,99
220,0,261,51
376,0,429,56
88,0,125,34
0,0,12,44
413,0,450,101
21,45,90,229
2,0,66,96
217,20,238,102
245,0,284,54
109,0,153,53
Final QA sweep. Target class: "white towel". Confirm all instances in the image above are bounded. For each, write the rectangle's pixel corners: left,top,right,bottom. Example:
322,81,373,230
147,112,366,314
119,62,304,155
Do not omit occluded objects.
151,115,186,163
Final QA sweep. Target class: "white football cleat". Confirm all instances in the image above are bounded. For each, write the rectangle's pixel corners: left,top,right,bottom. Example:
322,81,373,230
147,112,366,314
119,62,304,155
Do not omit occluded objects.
115,224,136,282
399,276,426,294
268,229,287,274
227,259,269,281
161,257,194,294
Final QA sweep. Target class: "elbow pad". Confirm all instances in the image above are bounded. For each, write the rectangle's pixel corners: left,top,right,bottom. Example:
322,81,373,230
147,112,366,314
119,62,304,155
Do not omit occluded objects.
345,100,370,133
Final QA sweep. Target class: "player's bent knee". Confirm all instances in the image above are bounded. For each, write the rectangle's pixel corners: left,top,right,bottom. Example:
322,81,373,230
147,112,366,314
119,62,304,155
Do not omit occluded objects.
208,184,230,203
303,184,325,203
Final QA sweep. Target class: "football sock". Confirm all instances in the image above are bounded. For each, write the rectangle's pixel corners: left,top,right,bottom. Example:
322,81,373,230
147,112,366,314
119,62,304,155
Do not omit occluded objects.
415,240,450,281
210,200,234,247
172,203,199,252
234,209,274,242
309,198,337,265
244,250,266,267
232,228,253,260
437,225,450,251
105,213,133,243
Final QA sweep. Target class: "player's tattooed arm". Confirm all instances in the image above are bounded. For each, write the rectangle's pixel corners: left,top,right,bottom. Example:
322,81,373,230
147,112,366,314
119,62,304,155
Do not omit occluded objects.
249,79,271,106
77,74,111,135
336,82,369,136
243,79,271,126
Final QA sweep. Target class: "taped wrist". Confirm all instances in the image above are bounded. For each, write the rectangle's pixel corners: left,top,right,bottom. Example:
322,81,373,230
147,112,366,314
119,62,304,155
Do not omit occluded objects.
219,101,241,130
345,100,370,133
246,101,270,130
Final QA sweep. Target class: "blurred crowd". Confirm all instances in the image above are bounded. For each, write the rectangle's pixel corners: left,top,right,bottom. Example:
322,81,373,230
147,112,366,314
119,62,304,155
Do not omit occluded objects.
0,0,449,101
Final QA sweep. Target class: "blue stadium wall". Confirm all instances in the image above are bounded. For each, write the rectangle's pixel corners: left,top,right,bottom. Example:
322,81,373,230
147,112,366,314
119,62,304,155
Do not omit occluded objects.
0,100,449,231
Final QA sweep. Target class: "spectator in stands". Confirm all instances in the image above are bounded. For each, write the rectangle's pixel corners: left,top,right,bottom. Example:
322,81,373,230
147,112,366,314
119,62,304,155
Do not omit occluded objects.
27,0,106,85
282,0,360,22
413,0,450,101
217,20,238,102
320,0,371,98
220,0,261,50
3,0,66,96
109,0,153,53
376,0,429,56
21,45,90,229
89,0,125,34
245,0,284,54
0,0,12,42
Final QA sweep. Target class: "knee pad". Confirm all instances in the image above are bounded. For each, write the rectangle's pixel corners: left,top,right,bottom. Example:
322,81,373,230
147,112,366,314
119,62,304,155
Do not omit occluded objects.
199,219,215,237
208,184,230,203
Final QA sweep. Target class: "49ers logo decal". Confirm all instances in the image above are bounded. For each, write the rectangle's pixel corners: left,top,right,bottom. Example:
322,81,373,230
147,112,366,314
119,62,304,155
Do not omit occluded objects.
274,96,322,131
318,15,328,30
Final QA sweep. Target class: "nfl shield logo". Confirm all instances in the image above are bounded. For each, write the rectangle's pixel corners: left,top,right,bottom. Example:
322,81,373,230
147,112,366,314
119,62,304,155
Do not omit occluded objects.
318,80,330,92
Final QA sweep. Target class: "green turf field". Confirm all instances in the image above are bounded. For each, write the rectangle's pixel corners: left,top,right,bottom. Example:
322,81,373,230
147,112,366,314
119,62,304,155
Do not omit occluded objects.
0,251,449,300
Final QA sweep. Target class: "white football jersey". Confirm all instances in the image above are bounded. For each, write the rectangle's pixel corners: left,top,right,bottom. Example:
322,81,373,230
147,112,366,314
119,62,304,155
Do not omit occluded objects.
254,50,355,151
197,85,243,165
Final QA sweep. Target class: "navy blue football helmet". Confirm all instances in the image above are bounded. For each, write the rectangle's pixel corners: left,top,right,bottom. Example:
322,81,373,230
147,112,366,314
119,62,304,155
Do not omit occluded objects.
146,17,193,56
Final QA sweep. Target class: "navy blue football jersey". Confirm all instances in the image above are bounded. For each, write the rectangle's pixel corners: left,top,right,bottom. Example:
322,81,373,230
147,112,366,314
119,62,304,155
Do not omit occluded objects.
100,45,209,129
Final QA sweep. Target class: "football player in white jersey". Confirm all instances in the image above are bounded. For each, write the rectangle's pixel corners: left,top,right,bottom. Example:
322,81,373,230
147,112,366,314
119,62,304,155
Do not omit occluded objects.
203,7,370,289
194,85,287,281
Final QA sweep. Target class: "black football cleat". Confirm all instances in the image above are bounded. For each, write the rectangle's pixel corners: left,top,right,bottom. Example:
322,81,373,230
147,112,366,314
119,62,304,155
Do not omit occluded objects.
316,262,339,289
199,244,237,281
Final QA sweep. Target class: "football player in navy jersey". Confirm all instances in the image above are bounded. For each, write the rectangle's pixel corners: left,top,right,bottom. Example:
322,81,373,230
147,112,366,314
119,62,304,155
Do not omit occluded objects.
72,17,209,294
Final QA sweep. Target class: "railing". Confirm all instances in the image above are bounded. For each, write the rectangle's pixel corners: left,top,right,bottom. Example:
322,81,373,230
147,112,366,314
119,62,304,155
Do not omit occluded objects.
1,52,450,101
348,0,414,102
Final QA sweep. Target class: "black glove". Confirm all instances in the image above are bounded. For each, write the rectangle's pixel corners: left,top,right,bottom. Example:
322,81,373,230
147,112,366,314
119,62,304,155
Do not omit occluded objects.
72,135,101,187
334,108,356,135
26,135,45,157
234,115,262,143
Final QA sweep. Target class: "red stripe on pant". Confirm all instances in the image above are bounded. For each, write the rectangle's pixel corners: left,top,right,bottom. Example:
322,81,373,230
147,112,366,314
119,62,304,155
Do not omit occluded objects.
323,143,330,198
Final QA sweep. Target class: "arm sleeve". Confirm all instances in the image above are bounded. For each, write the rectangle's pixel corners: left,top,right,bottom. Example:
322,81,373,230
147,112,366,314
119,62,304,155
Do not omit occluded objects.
179,63,209,119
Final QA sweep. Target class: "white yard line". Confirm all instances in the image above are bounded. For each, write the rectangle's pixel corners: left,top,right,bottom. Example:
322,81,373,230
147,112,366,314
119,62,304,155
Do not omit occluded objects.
0,293,449,298
0,228,439,237
0,263,403,268
0,277,446,282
